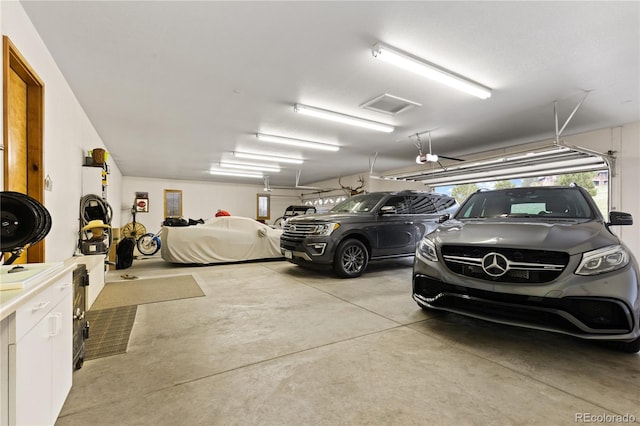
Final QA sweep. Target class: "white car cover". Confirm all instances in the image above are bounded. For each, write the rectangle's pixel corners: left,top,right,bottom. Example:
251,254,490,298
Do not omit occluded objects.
160,216,283,264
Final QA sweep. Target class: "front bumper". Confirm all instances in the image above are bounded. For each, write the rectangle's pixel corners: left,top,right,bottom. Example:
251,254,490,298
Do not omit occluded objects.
280,236,334,266
412,253,640,342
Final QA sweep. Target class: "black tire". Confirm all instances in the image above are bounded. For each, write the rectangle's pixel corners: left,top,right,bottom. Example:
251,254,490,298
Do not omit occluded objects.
606,337,640,353
137,233,160,255
333,239,368,278
0,191,52,252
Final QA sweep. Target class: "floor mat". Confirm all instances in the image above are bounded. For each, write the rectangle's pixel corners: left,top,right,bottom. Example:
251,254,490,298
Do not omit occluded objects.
85,305,137,360
90,274,205,310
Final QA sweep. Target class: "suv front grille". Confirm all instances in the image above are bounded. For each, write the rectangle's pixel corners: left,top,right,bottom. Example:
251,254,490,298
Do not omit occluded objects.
441,245,569,283
282,223,320,242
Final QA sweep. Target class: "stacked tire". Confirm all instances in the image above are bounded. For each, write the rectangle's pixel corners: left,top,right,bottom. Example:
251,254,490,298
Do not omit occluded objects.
0,191,52,253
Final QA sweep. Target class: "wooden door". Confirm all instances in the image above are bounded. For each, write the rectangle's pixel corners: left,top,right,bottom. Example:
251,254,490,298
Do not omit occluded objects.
6,69,28,193
3,36,45,263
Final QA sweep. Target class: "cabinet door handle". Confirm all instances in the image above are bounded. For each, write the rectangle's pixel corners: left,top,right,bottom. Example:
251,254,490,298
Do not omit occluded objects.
49,312,61,336
32,301,50,312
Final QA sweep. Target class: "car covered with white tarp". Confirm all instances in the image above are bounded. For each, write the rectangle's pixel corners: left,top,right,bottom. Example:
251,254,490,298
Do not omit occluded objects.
160,216,283,264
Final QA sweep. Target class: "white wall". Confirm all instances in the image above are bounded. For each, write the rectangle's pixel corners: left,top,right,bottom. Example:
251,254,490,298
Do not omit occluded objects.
121,177,300,229
307,174,426,194
120,173,427,230
1,1,122,261
561,123,640,261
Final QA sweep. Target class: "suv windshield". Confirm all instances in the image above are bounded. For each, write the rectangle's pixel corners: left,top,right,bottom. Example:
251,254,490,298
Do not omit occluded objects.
330,193,386,213
455,187,596,219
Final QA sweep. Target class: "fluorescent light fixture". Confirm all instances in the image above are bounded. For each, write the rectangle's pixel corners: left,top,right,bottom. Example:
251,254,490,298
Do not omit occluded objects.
256,133,340,152
293,104,394,133
234,151,304,164
220,161,281,172
209,169,263,178
371,43,492,99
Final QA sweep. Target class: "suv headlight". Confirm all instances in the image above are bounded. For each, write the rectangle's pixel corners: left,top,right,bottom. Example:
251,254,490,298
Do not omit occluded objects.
575,245,629,276
417,238,438,262
310,223,340,236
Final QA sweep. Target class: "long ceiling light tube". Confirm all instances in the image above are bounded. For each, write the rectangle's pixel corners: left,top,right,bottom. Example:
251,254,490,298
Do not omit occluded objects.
234,151,304,164
256,133,340,152
220,161,281,172
371,43,492,99
209,169,263,178
294,104,394,133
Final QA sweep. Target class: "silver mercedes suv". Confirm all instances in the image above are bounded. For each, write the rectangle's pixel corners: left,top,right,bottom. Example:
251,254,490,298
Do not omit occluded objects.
412,185,640,352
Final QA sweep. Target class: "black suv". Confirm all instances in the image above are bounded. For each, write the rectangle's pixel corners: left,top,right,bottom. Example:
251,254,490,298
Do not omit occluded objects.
280,190,458,278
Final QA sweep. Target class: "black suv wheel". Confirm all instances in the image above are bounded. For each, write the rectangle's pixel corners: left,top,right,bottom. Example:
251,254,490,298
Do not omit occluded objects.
333,239,368,278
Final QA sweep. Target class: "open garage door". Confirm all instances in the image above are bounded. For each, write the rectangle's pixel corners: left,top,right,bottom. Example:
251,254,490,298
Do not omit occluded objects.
380,142,612,188
381,93,613,188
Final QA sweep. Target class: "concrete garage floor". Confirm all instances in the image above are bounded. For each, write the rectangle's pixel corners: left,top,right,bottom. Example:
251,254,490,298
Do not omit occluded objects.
57,257,639,425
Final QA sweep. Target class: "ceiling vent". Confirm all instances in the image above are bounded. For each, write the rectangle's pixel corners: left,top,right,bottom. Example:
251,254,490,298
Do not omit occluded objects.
360,93,421,115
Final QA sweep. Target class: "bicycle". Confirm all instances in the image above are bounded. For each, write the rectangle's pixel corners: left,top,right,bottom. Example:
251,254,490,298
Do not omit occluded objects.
121,205,160,256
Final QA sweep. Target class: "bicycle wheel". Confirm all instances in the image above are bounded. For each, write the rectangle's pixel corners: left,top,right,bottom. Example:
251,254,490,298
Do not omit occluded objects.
137,233,160,255
121,222,146,239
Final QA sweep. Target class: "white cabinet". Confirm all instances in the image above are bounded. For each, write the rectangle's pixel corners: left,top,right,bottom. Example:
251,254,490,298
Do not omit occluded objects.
13,292,72,425
1,266,74,426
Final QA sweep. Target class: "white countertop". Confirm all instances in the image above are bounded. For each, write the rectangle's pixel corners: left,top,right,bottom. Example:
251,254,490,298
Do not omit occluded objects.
0,262,77,321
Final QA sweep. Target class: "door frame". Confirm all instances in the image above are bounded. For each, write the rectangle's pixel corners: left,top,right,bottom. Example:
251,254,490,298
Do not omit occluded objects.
3,36,46,262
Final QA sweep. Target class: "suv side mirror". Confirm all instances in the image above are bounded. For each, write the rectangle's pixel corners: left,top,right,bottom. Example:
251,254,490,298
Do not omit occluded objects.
609,211,633,226
438,214,450,223
379,205,397,215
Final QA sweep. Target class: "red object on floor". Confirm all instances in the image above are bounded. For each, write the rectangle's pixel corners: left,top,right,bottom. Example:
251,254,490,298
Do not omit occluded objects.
215,209,231,217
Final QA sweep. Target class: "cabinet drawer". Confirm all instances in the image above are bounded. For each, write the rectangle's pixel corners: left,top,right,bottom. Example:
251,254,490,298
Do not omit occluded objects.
15,277,72,341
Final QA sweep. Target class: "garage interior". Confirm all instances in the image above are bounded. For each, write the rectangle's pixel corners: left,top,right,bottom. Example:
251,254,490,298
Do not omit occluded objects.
1,1,639,425
57,257,637,425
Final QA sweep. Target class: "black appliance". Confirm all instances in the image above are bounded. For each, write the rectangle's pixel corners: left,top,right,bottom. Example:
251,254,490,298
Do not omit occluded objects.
72,264,90,370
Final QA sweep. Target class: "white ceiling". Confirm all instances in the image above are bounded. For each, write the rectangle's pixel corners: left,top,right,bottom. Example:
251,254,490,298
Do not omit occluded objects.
21,1,639,187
